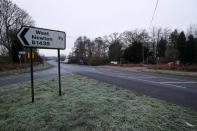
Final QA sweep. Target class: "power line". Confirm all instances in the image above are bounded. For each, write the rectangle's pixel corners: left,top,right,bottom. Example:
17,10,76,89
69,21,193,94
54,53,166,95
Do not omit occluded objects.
143,0,159,63
150,0,159,27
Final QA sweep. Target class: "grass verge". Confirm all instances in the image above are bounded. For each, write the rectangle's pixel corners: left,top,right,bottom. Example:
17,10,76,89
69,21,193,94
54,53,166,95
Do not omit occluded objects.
0,62,53,76
142,69,197,77
0,74,197,130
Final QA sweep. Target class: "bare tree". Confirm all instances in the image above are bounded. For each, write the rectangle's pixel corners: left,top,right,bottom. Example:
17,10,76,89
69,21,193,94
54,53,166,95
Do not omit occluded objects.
93,37,108,57
0,0,34,62
0,45,8,56
73,36,93,61
162,28,171,40
149,27,163,63
122,29,149,46
103,33,122,45
122,29,149,63
187,24,197,38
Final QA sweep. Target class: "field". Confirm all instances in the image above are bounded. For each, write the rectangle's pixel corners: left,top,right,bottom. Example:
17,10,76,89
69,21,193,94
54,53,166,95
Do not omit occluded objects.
0,74,196,130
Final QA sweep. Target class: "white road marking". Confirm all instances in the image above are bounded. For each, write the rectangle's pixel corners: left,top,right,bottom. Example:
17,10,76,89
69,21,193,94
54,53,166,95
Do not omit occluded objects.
149,75,191,82
161,83,187,89
128,76,156,79
117,71,191,82
72,69,195,90
160,81,197,84
127,76,161,84
126,76,187,89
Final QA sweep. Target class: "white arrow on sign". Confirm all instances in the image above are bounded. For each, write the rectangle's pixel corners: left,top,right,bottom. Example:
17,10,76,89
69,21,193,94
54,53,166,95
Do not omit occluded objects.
17,26,66,49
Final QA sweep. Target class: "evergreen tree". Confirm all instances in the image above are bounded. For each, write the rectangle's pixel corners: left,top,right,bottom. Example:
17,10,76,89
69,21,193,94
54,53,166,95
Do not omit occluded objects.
157,38,167,58
195,38,197,63
177,32,187,64
108,40,122,62
166,30,179,61
123,42,148,63
186,35,196,64
169,30,179,48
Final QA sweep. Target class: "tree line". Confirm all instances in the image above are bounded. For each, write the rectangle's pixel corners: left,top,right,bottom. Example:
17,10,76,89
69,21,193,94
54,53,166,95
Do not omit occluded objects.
0,0,42,63
69,26,197,65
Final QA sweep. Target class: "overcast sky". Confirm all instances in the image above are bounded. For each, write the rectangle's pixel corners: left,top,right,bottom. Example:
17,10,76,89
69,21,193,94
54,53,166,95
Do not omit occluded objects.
12,0,197,56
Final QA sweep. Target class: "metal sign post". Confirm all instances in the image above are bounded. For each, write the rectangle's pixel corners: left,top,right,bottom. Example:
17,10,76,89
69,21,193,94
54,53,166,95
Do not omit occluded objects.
18,54,21,73
58,49,61,96
30,48,34,102
17,26,66,103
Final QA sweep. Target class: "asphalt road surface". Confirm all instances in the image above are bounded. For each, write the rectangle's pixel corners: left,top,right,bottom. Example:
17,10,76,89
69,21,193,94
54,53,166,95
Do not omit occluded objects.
1,60,197,110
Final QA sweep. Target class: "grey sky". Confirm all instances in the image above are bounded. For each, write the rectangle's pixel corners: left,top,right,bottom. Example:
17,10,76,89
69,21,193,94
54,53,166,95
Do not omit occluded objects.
12,0,197,56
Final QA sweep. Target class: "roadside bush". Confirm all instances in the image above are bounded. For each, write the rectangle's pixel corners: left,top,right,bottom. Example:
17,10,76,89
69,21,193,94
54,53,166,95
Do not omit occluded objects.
158,57,169,64
179,65,197,72
89,55,108,66
147,56,156,64
68,56,79,64
147,64,197,72
0,62,40,71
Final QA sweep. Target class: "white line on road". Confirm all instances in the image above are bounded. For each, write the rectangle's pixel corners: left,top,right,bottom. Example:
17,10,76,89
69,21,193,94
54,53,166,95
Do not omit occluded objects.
161,83,187,89
89,71,191,89
83,65,196,89
159,82,197,84
104,73,188,89
151,75,190,82
129,76,157,79
126,76,187,89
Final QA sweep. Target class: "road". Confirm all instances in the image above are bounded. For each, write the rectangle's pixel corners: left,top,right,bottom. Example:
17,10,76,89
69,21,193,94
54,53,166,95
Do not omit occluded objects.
1,60,197,110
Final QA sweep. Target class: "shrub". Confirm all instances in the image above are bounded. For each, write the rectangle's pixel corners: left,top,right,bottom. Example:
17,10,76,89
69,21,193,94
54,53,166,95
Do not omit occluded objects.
89,56,108,66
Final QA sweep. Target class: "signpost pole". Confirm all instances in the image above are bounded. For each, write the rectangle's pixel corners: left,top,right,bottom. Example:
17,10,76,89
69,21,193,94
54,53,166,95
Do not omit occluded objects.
30,48,34,103
58,49,61,96
25,54,27,65
142,43,144,63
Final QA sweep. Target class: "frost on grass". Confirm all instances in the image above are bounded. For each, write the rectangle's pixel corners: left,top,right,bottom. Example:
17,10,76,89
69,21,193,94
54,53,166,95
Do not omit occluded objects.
0,74,197,130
